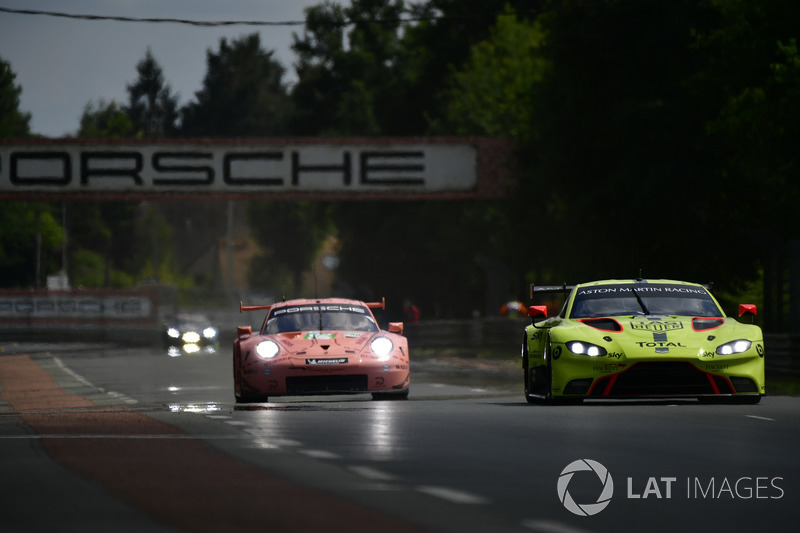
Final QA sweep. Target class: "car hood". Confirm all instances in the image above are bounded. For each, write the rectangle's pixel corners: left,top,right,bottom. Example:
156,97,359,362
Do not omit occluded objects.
269,330,376,356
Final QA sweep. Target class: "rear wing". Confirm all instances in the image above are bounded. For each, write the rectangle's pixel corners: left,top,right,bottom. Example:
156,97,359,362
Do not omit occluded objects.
530,283,575,299
240,297,386,313
240,302,272,313
366,297,386,310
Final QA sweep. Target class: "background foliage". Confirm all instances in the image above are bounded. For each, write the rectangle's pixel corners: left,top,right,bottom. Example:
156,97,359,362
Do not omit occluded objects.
1,0,799,329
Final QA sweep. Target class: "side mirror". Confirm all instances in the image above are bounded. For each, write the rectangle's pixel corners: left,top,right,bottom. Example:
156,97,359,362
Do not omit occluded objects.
237,325,252,338
389,322,404,335
739,304,757,323
528,305,548,319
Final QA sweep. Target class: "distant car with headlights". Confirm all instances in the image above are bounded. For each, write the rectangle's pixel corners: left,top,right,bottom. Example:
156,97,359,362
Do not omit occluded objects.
233,298,410,402
522,279,765,404
163,313,219,349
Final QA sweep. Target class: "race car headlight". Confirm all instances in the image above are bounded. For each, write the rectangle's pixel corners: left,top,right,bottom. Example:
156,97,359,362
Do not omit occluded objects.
566,341,607,357
370,337,394,360
716,339,752,355
167,327,180,339
256,340,280,359
182,331,201,344
203,327,218,339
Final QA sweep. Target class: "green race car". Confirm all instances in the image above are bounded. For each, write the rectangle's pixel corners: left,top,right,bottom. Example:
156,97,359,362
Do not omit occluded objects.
522,279,765,404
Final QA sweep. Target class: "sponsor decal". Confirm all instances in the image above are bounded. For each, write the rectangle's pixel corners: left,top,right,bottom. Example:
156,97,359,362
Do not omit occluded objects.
593,364,620,373
635,341,686,348
630,321,684,332
552,346,562,360
578,286,708,296
305,358,348,365
702,363,729,371
274,305,366,316
304,332,336,340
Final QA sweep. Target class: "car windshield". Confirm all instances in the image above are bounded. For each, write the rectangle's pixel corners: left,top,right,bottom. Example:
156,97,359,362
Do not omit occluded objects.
264,304,379,334
569,283,723,319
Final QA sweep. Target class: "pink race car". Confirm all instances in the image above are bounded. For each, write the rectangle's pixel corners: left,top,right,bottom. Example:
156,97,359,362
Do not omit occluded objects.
233,298,410,402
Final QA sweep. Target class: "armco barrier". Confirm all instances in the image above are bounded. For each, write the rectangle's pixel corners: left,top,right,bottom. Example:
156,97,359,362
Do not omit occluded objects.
0,287,173,344
1,302,797,380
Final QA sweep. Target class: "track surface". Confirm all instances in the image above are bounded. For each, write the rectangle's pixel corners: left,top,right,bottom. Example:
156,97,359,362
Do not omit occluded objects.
1,341,798,533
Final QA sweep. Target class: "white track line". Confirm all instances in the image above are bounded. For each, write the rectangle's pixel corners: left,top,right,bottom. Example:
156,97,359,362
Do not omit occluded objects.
416,485,488,504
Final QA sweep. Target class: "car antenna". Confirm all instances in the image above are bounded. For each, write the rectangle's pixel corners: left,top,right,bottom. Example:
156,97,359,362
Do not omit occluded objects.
314,265,318,299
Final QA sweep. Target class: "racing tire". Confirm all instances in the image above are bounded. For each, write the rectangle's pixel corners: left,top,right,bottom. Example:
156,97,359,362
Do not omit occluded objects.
235,391,269,403
523,335,552,404
372,390,409,401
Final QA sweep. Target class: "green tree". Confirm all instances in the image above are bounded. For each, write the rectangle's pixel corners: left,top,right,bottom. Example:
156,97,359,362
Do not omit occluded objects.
522,0,725,284
289,1,542,315
180,33,291,136
0,58,51,289
0,56,31,137
246,201,332,295
289,1,353,134
78,99,135,138
0,203,62,288
126,48,179,138
435,12,547,142
392,0,541,135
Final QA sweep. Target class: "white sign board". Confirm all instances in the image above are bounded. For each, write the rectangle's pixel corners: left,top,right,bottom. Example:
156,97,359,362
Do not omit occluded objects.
0,140,484,197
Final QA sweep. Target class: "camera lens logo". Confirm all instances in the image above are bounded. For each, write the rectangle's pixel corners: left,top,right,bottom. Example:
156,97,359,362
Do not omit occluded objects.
557,459,614,516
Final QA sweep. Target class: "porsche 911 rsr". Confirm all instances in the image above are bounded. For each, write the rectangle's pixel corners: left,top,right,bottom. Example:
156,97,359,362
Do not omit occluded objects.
234,298,410,402
522,279,765,404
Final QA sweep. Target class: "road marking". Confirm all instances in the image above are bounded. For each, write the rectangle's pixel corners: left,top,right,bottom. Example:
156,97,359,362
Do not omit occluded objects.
53,356,138,404
51,356,94,387
416,485,488,504
301,449,341,460
0,434,263,440
745,415,775,421
522,519,597,533
348,465,396,481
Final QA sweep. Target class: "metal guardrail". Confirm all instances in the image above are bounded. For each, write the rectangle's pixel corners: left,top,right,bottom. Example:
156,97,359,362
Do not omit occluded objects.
2,312,797,379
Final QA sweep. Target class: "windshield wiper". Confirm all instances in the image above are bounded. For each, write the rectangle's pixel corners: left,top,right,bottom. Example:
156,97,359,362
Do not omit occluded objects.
631,288,650,315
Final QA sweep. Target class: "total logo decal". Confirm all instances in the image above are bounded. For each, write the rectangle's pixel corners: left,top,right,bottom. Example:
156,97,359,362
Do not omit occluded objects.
557,459,784,517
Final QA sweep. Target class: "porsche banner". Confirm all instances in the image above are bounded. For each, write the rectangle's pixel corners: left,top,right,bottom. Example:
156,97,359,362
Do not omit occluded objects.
0,138,512,199
0,288,158,326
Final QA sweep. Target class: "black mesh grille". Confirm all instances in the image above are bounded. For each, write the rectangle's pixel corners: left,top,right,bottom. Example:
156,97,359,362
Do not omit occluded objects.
590,362,734,396
730,376,759,393
286,374,368,394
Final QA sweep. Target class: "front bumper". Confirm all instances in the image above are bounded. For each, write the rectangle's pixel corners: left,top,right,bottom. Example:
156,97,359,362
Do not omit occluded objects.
551,349,765,399
240,361,410,397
